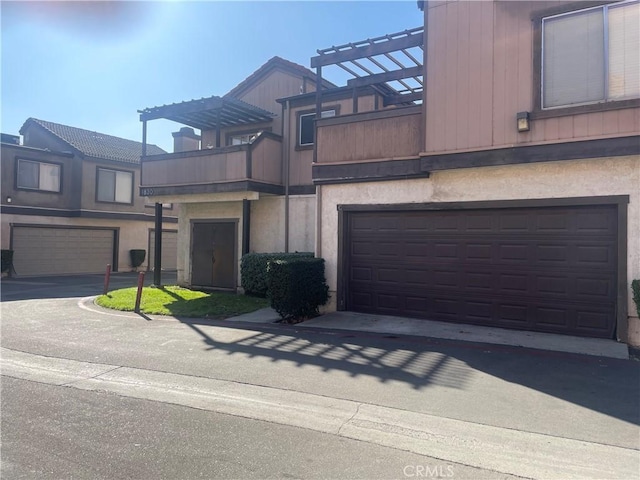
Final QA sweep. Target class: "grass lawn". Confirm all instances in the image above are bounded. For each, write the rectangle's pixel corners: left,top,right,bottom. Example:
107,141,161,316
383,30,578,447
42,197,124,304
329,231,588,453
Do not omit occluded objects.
96,285,269,318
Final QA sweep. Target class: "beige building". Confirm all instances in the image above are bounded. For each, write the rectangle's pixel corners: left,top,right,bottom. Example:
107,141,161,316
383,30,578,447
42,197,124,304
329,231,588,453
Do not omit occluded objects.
140,1,639,348
1,119,177,276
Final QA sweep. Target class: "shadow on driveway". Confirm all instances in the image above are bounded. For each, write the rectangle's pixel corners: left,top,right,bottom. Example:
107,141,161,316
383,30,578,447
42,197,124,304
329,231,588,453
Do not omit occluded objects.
171,316,640,428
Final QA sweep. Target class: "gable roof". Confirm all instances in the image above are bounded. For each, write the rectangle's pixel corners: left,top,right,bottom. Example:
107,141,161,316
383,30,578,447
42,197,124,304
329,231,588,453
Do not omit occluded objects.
225,56,336,99
19,118,166,164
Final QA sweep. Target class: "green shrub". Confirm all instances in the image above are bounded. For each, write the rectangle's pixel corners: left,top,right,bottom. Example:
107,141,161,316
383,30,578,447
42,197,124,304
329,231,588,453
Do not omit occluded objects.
130,249,146,268
632,280,640,317
267,257,329,320
241,252,313,297
1,250,13,273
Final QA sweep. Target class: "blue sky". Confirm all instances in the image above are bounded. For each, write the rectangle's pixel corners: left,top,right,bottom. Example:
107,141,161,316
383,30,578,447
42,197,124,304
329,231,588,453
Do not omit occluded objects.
1,1,423,152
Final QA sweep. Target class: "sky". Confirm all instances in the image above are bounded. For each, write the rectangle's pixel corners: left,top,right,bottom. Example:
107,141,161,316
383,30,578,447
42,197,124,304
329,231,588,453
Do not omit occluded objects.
1,1,423,152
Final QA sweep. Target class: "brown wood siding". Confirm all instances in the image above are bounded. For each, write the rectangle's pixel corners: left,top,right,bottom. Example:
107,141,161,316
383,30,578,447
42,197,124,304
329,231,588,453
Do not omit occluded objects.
141,150,247,187
251,136,283,185
316,108,422,164
236,70,307,114
424,1,640,154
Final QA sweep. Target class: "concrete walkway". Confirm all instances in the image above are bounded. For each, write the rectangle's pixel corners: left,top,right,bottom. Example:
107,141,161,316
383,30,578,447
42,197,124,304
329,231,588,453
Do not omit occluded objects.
227,308,629,359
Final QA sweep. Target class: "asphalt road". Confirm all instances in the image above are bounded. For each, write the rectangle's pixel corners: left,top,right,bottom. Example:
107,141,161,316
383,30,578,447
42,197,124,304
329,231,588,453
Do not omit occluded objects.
2,275,639,479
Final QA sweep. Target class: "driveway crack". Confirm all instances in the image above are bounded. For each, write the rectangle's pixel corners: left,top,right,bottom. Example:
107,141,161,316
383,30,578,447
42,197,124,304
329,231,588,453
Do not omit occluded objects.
337,402,361,436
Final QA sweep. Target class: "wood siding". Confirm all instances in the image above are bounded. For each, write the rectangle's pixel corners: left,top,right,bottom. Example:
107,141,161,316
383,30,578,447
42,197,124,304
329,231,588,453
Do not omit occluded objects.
237,70,314,114
251,135,283,185
316,107,422,164
141,136,283,188
424,0,640,154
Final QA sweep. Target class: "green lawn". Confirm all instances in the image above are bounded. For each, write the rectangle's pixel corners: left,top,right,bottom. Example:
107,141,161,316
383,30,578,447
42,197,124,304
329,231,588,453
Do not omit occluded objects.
96,286,269,318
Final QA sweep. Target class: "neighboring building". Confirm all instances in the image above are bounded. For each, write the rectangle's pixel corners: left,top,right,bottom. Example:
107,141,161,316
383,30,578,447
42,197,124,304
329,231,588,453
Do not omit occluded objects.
140,1,639,348
139,56,396,290
1,118,177,276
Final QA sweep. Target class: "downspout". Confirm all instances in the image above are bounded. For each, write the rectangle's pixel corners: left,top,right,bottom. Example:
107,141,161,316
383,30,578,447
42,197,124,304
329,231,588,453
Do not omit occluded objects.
283,100,290,253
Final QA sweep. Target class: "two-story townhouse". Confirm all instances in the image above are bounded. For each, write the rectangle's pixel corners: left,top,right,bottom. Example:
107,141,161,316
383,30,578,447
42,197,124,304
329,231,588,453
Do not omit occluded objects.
140,56,396,290
1,118,177,276
312,0,639,347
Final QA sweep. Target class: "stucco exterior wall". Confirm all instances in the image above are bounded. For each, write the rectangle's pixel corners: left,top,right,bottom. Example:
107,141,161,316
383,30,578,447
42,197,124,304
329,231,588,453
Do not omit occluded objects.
178,202,244,287
249,195,315,254
1,213,155,272
318,156,640,343
176,195,316,285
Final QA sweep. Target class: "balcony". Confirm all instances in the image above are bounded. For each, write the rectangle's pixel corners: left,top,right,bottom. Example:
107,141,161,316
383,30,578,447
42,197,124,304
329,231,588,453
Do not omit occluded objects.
316,105,422,164
140,132,283,197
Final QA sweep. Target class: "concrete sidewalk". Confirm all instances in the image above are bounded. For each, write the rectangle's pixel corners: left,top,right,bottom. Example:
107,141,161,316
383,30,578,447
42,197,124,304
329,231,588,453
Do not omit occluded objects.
224,307,629,359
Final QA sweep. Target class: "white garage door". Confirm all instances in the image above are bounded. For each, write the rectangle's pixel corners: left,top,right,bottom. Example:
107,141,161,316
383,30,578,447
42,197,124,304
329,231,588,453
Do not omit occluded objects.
148,230,178,270
12,226,115,276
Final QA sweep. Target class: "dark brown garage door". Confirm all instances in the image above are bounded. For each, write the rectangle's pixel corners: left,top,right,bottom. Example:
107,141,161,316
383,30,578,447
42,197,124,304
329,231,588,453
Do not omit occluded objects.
345,205,617,338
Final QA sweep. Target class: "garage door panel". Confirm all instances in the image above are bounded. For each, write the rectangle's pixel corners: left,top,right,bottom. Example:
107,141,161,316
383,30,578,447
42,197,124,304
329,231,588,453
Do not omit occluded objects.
148,230,177,271
346,205,617,338
13,226,114,276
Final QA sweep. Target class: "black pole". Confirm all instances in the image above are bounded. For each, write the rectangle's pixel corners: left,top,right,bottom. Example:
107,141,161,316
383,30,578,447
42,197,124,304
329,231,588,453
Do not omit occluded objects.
242,199,250,255
154,202,162,286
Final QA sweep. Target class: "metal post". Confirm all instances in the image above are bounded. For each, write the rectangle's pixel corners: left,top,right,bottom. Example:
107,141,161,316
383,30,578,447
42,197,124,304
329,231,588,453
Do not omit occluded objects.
242,199,251,255
154,203,162,286
134,272,145,313
103,264,111,295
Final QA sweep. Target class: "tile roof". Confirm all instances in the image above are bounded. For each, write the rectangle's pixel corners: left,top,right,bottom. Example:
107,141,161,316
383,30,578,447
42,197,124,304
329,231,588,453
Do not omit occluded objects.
21,118,166,164
225,56,336,99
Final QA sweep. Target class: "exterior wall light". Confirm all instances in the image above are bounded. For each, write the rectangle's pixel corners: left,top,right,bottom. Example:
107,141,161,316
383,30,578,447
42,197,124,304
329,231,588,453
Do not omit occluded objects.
6,196,12,203
517,111,530,132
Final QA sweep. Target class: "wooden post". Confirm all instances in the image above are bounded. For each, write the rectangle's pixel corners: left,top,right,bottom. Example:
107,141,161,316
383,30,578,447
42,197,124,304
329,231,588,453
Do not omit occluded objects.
103,264,111,295
134,272,145,313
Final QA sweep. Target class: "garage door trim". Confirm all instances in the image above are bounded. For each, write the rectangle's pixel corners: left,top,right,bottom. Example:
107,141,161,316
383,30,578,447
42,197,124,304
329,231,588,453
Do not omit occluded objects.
337,195,629,340
9,224,120,274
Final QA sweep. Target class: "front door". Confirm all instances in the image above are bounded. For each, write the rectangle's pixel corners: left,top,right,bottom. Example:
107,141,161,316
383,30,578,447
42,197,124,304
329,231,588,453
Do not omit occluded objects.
191,221,236,289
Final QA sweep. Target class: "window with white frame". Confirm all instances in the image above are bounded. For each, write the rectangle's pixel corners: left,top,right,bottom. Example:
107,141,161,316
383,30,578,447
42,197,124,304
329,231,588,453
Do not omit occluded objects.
16,159,61,192
542,0,640,109
228,132,258,146
96,168,133,204
299,109,337,146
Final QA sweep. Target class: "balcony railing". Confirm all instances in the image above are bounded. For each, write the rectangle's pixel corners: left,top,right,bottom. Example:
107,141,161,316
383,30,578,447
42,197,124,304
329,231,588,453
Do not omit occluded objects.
316,105,422,163
140,132,283,196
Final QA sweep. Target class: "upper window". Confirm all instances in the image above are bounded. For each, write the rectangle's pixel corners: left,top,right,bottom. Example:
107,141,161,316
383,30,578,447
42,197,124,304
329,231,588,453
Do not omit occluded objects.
228,132,257,146
299,109,336,146
542,0,640,109
97,168,133,204
16,159,61,192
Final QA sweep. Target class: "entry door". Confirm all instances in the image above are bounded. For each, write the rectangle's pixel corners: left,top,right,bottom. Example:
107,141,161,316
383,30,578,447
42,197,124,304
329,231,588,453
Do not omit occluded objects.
191,222,236,289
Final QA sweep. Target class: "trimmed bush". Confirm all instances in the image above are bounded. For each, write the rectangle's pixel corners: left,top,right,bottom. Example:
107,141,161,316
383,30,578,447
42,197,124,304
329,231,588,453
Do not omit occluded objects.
130,249,146,268
632,280,640,317
241,252,313,297
267,257,329,320
1,250,13,273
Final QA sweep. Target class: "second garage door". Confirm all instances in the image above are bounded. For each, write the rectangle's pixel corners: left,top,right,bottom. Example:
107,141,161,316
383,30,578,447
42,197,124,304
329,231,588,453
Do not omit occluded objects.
148,229,178,270
12,226,116,276
345,204,618,338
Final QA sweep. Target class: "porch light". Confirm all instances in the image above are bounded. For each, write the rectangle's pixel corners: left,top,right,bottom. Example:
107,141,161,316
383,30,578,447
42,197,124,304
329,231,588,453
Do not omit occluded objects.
6,196,11,203
517,111,530,132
